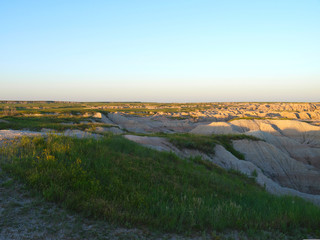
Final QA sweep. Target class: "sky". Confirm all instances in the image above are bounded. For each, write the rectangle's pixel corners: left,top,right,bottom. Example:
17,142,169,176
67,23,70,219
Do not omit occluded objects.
0,0,319,102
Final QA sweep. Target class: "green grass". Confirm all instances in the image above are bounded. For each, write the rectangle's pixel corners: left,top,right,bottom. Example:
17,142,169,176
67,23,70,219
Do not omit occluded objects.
162,133,259,160
166,133,217,155
1,134,319,235
0,116,114,132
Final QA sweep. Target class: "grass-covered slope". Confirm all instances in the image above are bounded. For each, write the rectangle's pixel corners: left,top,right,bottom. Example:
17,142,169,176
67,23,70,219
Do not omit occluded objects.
0,135,320,234
165,133,260,159
0,116,114,131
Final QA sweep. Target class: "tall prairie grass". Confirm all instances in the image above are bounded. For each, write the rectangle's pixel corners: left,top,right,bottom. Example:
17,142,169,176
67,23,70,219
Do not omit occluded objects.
0,134,319,234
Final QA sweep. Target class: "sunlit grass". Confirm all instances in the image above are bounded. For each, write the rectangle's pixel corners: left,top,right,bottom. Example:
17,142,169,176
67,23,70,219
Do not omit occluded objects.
0,134,319,235
0,116,114,132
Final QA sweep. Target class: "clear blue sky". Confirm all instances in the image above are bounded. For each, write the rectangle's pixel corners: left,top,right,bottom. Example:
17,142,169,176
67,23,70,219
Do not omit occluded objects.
1,0,319,102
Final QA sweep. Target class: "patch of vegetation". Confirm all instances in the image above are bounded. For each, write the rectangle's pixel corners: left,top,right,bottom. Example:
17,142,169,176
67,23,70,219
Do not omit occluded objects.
1,135,320,236
0,116,113,132
166,133,217,155
163,133,259,160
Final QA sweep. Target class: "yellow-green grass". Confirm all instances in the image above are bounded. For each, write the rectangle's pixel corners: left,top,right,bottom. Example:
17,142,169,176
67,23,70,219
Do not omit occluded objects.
0,116,114,132
0,134,319,236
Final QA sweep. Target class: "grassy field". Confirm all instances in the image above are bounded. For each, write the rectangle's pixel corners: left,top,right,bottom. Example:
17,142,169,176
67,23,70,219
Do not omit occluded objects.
1,134,320,237
0,115,115,132
0,101,213,117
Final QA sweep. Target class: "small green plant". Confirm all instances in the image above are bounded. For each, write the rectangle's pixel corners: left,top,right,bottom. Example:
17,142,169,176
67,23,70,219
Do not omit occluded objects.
251,169,258,178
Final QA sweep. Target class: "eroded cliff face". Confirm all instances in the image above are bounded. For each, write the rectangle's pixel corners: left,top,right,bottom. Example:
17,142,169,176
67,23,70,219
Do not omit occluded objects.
103,111,320,197
121,118,320,205
190,119,320,194
195,103,320,122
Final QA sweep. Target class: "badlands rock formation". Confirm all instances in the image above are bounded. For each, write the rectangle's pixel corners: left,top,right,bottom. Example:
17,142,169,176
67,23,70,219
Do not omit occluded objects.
233,139,320,194
97,113,320,200
190,119,320,195
86,102,320,123
107,113,197,133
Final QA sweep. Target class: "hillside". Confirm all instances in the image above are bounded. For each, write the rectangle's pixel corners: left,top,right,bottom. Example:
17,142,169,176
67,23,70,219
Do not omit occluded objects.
1,102,320,239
